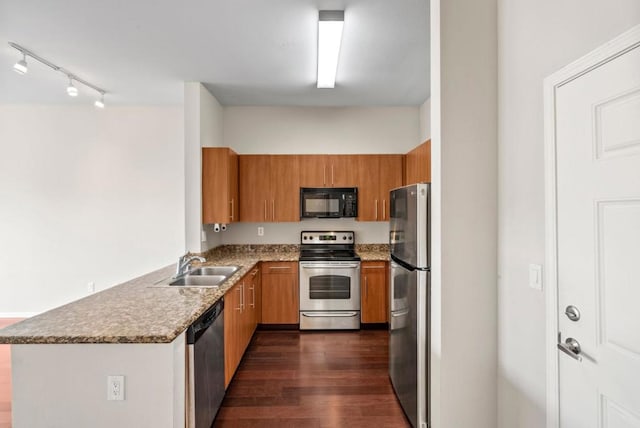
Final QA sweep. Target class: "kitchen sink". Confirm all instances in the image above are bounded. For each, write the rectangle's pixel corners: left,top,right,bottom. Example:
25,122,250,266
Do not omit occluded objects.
188,266,240,277
155,265,242,288
169,275,226,287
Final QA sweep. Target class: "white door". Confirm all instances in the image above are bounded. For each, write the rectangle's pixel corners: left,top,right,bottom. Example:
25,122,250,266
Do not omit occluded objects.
554,38,640,427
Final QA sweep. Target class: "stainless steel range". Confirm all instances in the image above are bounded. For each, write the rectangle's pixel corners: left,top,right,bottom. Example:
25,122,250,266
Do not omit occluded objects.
299,231,361,330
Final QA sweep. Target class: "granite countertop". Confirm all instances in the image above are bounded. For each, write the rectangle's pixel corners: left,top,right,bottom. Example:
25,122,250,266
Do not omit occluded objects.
0,244,387,345
356,244,390,261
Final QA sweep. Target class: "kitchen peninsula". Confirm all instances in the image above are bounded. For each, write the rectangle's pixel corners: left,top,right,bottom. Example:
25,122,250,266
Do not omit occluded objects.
0,244,388,428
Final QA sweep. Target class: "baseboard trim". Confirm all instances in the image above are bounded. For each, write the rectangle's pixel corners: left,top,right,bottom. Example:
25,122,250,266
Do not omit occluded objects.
0,312,39,318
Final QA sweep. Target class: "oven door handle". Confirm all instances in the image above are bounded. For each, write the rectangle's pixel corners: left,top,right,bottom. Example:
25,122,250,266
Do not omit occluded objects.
300,263,360,269
301,311,359,317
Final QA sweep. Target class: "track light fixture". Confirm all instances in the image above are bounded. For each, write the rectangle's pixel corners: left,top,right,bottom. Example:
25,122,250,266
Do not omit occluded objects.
66,77,78,97
14,53,28,75
94,93,105,109
9,41,107,108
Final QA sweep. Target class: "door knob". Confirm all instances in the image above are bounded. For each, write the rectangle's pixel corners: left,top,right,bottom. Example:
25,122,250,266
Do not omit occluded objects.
565,305,580,321
557,337,582,361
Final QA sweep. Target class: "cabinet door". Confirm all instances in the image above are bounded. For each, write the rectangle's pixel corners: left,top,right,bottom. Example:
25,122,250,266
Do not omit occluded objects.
328,155,358,187
378,155,403,221
270,155,300,222
203,147,237,224
246,267,260,333
356,155,380,221
404,140,431,185
224,282,242,388
261,262,299,324
299,155,328,187
239,155,271,222
361,262,388,323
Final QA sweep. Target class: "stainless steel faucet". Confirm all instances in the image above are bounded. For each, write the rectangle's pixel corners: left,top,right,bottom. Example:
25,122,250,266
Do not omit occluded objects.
176,254,206,277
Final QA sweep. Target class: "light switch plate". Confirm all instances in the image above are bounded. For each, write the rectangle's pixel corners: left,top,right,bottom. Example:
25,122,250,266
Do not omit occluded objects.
529,264,543,291
257,227,264,236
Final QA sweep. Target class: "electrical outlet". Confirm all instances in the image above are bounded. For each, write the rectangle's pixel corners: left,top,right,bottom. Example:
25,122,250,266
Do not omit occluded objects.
87,282,95,294
257,227,264,236
107,375,125,401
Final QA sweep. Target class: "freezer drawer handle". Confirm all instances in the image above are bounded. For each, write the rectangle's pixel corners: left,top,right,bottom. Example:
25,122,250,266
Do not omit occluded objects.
391,309,410,317
301,312,358,318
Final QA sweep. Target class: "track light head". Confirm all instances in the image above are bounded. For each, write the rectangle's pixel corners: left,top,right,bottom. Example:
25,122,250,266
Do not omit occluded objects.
14,54,28,75
66,78,78,97
94,93,105,109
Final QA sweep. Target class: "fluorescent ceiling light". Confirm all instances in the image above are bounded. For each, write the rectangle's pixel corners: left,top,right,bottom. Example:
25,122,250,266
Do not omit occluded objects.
317,10,344,89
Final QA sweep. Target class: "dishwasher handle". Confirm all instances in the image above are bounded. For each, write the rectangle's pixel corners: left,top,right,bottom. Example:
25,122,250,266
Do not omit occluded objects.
187,300,224,344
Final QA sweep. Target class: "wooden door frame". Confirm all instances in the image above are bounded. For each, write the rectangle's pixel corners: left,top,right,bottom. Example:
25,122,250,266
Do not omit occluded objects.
543,24,640,428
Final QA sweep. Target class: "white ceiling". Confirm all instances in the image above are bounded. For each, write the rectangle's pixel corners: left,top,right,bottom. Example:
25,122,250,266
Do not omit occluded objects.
0,0,429,107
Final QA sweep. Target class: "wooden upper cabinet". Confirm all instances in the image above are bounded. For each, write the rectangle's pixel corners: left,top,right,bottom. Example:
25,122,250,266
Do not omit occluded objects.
270,155,300,222
239,155,271,222
239,155,300,222
378,155,403,221
298,155,358,188
202,147,239,224
329,155,358,187
405,140,431,185
299,155,327,187
356,155,403,221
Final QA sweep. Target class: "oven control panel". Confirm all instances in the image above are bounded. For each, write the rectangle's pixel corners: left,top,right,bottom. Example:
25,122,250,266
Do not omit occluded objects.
300,231,354,245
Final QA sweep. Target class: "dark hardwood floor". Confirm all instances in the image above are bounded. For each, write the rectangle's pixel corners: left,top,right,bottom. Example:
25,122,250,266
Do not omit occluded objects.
214,329,410,428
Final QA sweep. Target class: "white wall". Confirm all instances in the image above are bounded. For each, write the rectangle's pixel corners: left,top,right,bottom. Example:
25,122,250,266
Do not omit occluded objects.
419,98,431,142
431,0,498,426
0,105,183,316
183,83,224,252
12,335,185,427
223,106,420,154
497,2,640,427
220,219,387,245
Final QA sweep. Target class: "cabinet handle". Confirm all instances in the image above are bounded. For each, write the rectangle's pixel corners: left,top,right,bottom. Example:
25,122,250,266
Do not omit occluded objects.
251,269,258,277
269,266,291,271
250,285,255,308
264,200,267,221
272,200,275,221
382,200,386,220
230,198,234,221
323,166,326,186
331,165,335,186
236,286,242,311
375,200,379,221
240,283,245,312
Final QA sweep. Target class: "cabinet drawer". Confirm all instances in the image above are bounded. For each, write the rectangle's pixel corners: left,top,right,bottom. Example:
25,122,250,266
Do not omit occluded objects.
261,261,298,274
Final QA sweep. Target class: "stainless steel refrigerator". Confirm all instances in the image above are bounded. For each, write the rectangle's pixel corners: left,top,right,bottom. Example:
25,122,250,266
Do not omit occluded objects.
389,183,430,428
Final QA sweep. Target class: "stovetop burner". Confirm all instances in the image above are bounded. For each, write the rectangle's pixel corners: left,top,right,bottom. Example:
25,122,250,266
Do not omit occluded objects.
299,231,360,262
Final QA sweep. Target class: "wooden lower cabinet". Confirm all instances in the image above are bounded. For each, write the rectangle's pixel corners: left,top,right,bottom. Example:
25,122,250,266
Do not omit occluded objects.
223,267,260,388
261,261,299,324
361,261,388,323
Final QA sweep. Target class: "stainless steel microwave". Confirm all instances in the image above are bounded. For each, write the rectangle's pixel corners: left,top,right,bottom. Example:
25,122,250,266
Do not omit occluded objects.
300,187,358,219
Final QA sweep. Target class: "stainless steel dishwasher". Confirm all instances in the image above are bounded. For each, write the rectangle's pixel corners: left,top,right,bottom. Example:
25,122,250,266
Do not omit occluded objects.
186,299,225,428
